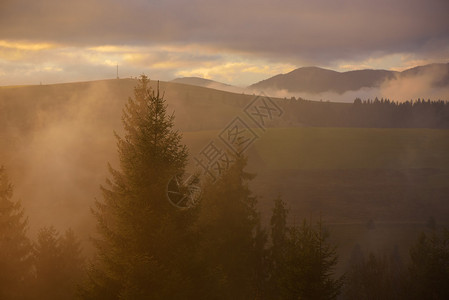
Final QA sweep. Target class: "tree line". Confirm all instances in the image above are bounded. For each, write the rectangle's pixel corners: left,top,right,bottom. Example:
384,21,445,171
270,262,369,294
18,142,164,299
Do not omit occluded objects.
281,97,449,128
1,76,448,299
0,166,84,299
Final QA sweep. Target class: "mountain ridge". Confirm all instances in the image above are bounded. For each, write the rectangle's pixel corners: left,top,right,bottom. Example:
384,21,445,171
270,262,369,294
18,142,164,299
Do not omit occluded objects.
250,63,449,94
171,77,233,90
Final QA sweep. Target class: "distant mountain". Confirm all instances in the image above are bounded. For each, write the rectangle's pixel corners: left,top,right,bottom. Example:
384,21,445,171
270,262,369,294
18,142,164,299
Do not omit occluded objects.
400,63,449,87
171,77,231,89
250,63,449,94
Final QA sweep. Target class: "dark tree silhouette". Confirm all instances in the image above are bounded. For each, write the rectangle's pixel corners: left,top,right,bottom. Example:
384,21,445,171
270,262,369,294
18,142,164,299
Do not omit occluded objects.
33,227,84,300
344,249,406,300
194,152,265,299
281,97,449,128
267,197,343,299
408,229,449,299
81,76,193,299
0,166,33,300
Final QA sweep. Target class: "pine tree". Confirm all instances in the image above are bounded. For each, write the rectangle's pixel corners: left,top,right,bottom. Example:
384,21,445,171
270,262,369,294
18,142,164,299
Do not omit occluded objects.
284,220,343,299
81,75,192,299
408,229,449,299
33,227,84,300
59,228,85,298
267,196,289,297
0,166,33,300
33,227,62,299
194,152,264,299
271,197,288,258
267,197,343,299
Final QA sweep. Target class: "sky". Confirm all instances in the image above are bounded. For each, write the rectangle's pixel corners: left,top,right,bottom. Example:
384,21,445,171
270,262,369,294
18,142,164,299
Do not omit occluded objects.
0,0,448,86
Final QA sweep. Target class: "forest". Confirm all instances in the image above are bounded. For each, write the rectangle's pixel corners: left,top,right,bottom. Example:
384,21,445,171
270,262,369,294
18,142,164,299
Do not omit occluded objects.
1,76,449,299
282,97,449,128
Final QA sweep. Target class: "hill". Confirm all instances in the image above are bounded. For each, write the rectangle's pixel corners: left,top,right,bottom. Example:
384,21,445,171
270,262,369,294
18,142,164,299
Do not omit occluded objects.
184,126,449,270
0,78,253,134
183,127,449,223
250,63,449,94
171,77,231,89
0,79,255,239
1,79,449,260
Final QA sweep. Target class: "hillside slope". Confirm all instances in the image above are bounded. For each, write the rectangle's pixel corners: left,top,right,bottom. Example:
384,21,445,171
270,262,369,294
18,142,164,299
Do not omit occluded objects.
1,80,448,262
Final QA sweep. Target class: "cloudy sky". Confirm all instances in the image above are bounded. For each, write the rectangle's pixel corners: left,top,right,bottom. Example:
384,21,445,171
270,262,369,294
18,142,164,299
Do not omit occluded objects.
0,0,448,86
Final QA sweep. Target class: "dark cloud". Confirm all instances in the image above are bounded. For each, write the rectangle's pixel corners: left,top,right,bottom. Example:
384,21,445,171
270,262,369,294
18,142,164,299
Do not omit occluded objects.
1,0,448,65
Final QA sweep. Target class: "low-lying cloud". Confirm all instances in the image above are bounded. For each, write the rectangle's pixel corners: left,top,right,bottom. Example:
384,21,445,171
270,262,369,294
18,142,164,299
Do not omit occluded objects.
258,66,449,103
2,82,126,247
379,66,449,102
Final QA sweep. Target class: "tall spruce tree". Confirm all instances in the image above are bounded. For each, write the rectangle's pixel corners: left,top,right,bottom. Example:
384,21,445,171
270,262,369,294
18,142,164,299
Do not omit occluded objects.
33,227,84,300
59,228,85,298
267,196,289,297
408,229,449,299
0,166,33,300
267,197,343,300
194,152,264,299
81,76,193,299
33,226,61,299
344,248,406,299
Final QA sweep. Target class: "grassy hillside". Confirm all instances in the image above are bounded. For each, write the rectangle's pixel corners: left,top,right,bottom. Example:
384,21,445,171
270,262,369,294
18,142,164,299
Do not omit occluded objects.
0,79,252,134
183,127,449,223
183,127,449,269
254,127,449,170
1,80,448,264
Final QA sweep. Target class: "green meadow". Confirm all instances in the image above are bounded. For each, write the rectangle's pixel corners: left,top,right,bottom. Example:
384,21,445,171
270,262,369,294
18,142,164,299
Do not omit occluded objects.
183,126,449,268
2,80,448,270
254,127,449,170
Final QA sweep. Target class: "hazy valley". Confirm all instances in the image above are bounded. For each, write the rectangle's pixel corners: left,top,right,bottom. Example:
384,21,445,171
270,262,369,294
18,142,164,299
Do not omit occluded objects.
1,77,448,263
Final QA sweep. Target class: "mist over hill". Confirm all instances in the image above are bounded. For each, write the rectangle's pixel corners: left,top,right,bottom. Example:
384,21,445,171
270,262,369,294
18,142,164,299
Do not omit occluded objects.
252,67,394,94
2,0,449,296
169,63,449,102
1,78,448,269
0,79,274,245
249,63,449,102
